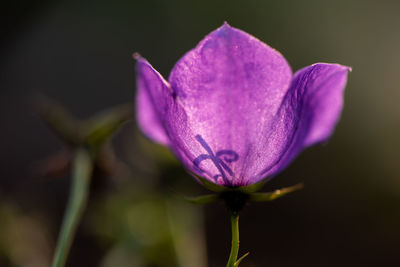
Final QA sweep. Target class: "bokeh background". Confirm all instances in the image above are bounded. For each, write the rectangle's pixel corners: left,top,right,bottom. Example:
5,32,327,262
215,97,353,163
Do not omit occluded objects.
1,0,400,266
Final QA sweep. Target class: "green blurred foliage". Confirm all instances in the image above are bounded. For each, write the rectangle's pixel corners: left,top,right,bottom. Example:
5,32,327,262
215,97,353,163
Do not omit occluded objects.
0,200,52,267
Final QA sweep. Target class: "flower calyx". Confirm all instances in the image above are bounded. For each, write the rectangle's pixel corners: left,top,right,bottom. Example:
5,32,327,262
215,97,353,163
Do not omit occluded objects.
185,175,304,213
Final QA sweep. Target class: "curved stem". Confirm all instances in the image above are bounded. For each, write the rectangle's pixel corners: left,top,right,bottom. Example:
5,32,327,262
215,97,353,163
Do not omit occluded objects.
52,148,93,267
226,213,239,267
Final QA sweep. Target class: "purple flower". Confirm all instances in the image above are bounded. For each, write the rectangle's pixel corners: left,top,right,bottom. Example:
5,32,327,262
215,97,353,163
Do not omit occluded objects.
135,23,350,188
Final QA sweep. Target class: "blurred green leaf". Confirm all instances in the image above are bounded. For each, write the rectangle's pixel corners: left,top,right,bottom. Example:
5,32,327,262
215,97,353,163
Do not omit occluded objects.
84,104,133,148
36,95,132,149
35,96,84,146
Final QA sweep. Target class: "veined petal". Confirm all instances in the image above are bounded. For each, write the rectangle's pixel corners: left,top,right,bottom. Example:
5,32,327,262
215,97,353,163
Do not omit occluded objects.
254,63,351,183
300,64,351,146
135,55,172,146
135,55,199,174
167,23,292,186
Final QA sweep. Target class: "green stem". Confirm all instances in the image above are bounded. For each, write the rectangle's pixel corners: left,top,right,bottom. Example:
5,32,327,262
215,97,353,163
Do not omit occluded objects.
52,148,93,267
226,213,239,267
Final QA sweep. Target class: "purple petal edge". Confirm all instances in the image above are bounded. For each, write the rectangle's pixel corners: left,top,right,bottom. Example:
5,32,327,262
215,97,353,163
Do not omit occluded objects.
251,63,351,184
135,54,172,146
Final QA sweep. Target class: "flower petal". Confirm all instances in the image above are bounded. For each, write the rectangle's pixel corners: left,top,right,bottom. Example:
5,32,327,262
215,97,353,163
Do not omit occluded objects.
135,55,205,178
135,55,172,146
167,23,293,186
255,63,351,183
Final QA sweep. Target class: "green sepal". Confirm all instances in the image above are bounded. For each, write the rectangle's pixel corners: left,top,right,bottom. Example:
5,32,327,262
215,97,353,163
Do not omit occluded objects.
196,175,228,193
184,194,219,205
196,175,265,193
236,179,265,193
249,183,304,202
234,252,249,267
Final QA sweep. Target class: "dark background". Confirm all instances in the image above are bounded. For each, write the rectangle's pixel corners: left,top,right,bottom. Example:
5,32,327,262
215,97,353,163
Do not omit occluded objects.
1,0,400,266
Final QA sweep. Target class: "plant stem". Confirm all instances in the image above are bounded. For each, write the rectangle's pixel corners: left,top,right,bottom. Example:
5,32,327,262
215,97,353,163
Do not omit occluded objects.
52,148,93,267
226,213,239,267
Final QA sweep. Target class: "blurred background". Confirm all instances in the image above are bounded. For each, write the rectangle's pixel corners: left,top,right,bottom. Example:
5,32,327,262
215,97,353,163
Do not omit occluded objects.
1,0,400,266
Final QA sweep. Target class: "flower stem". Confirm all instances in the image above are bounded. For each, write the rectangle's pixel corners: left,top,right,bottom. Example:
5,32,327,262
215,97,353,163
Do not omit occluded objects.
52,148,93,267
226,212,239,267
